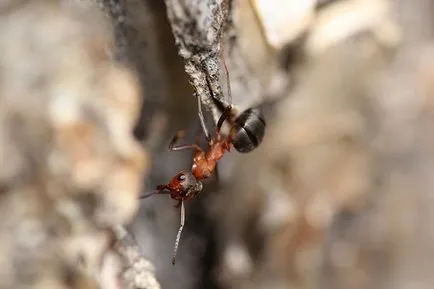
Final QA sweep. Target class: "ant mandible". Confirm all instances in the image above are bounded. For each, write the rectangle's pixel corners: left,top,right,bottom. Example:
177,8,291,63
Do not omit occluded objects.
141,52,266,265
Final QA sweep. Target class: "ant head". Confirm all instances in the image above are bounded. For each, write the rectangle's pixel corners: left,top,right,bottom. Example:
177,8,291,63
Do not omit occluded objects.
169,171,203,199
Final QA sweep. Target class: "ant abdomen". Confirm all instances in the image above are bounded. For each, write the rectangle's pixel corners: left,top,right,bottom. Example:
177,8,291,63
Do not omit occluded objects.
231,108,266,153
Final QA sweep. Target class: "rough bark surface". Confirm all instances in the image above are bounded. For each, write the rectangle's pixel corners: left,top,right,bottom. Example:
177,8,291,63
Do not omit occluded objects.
3,1,434,289
162,0,231,124
0,1,155,289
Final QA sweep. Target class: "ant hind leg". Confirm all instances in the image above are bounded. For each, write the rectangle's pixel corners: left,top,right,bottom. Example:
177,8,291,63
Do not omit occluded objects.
216,104,233,135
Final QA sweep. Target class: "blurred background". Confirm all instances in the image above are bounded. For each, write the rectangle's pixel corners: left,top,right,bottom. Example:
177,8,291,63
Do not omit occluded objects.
2,0,434,289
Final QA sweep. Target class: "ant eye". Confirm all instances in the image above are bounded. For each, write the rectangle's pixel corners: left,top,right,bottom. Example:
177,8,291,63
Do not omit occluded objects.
177,174,186,181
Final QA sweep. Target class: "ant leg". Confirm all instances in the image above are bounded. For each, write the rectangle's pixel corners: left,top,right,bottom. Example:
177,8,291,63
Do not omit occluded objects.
169,130,203,152
205,75,229,113
169,130,186,148
214,163,220,182
196,94,211,142
216,104,233,135
172,200,185,265
220,43,232,104
195,128,203,145
204,74,236,129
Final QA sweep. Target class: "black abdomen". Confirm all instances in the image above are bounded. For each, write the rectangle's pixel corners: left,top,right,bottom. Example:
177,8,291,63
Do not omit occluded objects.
231,108,266,153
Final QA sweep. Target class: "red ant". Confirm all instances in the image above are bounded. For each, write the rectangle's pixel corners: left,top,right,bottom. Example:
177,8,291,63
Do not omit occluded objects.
141,98,265,265
141,44,266,264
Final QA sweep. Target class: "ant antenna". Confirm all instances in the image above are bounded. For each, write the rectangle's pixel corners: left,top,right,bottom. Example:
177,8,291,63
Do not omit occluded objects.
139,188,170,199
139,190,159,199
172,200,185,265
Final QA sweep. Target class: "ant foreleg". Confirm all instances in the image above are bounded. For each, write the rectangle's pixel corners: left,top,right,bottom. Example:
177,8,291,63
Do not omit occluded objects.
169,130,203,152
172,200,185,265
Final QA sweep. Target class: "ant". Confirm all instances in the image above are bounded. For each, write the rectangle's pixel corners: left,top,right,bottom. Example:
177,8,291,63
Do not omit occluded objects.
141,99,266,265
141,52,266,265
